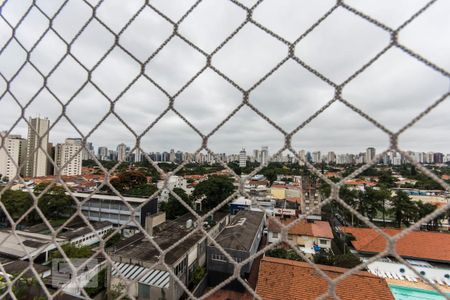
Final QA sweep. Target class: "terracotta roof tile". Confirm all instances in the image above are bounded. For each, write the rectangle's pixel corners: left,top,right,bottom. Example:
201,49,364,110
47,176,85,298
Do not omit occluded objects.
256,257,394,300
341,227,450,262
268,219,333,239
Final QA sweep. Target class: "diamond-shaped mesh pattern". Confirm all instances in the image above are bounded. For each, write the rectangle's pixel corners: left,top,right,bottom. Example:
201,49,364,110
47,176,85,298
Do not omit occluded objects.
0,0,449,299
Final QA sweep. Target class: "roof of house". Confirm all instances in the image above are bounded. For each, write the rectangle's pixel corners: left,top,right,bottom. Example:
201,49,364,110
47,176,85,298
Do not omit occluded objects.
268,218,333,239
256,257,394,300
344,179,377,187
58,221,112,240
341,227,450,263
214,210,265,251
3,260,50,277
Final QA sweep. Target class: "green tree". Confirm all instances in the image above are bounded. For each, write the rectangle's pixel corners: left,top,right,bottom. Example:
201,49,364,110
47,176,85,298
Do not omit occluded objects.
1,190,33,223
104,229,122,248
192,176,235,211
389,191,418,228
51,243,93,259
415,201,441,230
334,253,361,268
34,183,74,220
108,170,157,197
160,188,192,220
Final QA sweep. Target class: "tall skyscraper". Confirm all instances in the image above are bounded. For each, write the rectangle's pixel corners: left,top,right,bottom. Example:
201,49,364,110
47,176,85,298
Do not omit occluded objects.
366,147,376,163
54,138,83,176
169,149,176,163
239,148,247,168
312,151,321,163
117,143,127,162
82,142,95,160
260,146,269,166
0,132,27,181
98,146,108,160
134,148,142,163
25,117,50,177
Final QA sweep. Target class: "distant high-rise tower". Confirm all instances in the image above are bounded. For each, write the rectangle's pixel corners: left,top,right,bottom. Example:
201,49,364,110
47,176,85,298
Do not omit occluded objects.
260,146,269,166
169,149,176,163
366,147,376,163
239,148,247,168
25,117,50,177
98,146,108,160
0,132,27,181
117,143,127,162
82,142,95,160
54,138,83,176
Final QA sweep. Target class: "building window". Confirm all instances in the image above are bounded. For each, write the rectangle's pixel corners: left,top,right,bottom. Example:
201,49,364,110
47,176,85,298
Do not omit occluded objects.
319,239,327,245
211,254,226,262
272,232,278,238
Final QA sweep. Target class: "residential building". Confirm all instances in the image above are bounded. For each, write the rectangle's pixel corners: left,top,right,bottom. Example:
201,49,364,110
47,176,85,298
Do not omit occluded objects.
267,218,333,256
312,151,321,163
24,117,50,177
54,138,83,176
98,146,108,160
82,142,94,160
366,147,376,163
157,175,190,201
169,148,176,162
340,227,450,265
0,132,27,180
260,146,269,166
107,212,229,300
340,227,450,287
239,148,246,168
326,151,336,164
256,257,394,300
207,210,265,291
117,143,127,162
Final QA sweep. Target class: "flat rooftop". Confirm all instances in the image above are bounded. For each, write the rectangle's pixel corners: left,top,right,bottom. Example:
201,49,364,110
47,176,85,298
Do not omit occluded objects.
108,213,225,266
0,230,65,258
70,192,153,203
214,210,265,251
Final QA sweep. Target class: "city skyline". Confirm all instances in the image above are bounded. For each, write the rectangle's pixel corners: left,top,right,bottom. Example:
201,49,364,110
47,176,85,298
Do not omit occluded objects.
0,1,449,154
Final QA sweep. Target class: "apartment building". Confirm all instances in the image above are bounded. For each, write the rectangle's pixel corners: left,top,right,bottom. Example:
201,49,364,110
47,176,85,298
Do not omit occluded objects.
24,117,50,177
0,132,27,180
54,138,83,176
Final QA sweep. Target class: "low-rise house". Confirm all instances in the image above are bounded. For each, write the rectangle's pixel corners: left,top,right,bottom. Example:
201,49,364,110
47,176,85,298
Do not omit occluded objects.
256,256,394,300
267,218,333,256
340,227,450,286
207,210,265,291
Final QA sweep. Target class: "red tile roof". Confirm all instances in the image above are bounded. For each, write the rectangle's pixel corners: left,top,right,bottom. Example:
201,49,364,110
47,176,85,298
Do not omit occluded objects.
344,179,377,187
256,257,394,300
286,197,301,203
341,227,450,263
271,184,286,189
268,218,333,239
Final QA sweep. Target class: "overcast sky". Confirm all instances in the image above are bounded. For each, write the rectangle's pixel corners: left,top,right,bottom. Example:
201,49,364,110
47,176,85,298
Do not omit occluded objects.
0,0,449,156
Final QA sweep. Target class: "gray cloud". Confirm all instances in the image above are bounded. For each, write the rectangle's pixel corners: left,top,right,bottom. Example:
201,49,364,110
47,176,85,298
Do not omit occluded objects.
0,0,449,156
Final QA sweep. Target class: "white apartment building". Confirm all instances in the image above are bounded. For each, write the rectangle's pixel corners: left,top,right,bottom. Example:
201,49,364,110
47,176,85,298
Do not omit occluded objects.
0,132,27,181
117,143,127,162
260,146,269,166
157,175,190,201
25,117,50,177
54,138,83,176
239,148,247,167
